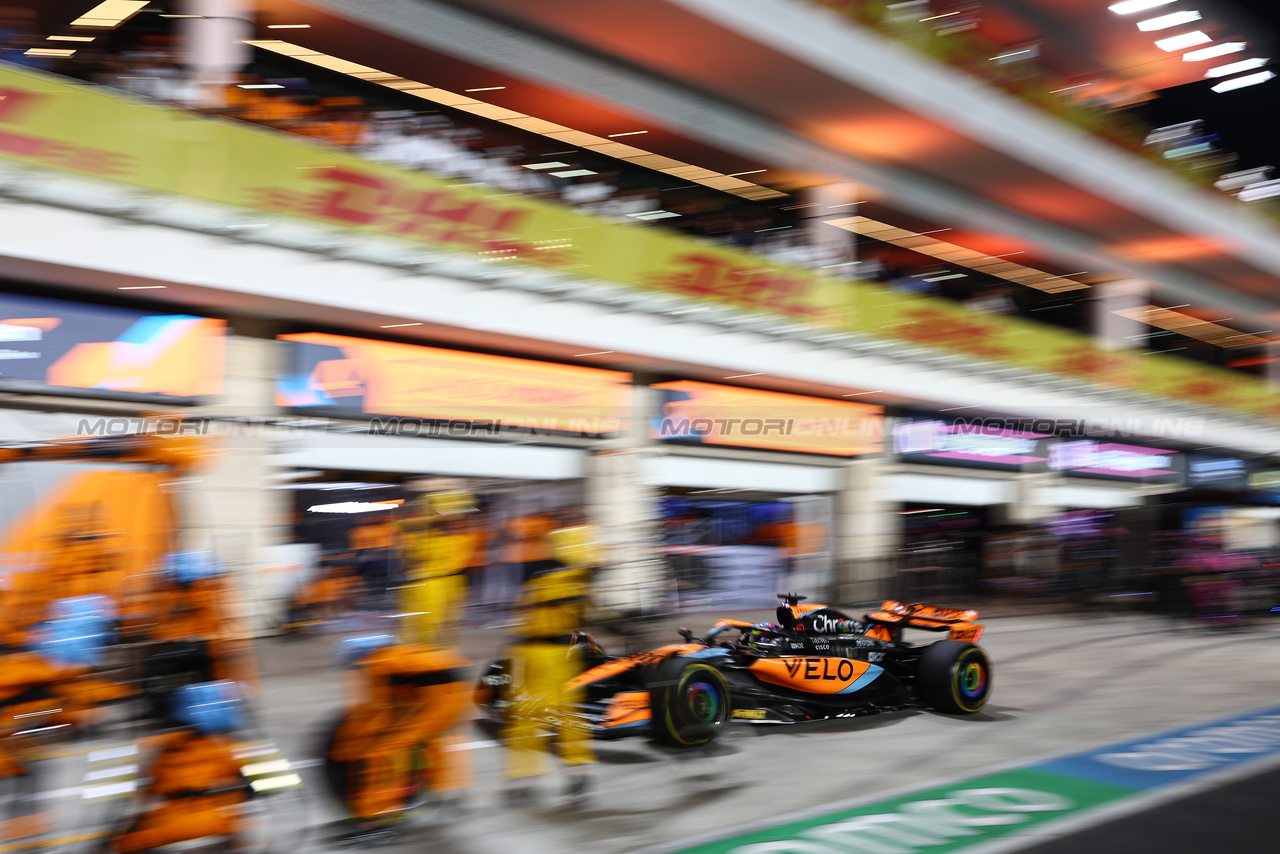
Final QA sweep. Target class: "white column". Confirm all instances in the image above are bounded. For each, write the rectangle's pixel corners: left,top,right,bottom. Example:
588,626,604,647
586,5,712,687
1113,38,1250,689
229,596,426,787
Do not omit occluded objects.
585,384,662,615
992,470,1062,585
834,454,899,606
179,331,288,633
1267,342,1280,391
803,182,859,270
1003,470,1060,526
1093,278,1149,351
179,0,254,109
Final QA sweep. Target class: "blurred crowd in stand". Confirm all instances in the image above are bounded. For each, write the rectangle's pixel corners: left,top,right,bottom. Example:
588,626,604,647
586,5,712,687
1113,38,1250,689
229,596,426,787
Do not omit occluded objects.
25,35,865,275
0,25,1048,285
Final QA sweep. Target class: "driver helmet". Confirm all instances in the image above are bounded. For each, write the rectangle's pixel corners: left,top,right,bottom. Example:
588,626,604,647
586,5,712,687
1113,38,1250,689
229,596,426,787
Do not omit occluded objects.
567,631,604,660
334,633,397,669
746,622,784,648
36,595,117,668
171,681,246,734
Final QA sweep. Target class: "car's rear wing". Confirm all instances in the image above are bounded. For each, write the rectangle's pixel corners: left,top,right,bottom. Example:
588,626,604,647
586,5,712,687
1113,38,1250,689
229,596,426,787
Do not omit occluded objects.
866,601,985,642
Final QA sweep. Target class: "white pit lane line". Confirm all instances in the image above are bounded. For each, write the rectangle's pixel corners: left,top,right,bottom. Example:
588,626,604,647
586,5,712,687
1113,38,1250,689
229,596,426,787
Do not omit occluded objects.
31,741,503,803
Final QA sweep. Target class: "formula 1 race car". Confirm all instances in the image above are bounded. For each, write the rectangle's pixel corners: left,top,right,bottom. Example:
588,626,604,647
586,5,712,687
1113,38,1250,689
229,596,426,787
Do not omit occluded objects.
475,594,992,747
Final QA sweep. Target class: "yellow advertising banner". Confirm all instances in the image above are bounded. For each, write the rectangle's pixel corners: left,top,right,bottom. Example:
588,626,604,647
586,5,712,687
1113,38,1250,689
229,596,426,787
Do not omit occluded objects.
0,62,1276,421
0,64,836,321
650,380,883,456
278,332,632,433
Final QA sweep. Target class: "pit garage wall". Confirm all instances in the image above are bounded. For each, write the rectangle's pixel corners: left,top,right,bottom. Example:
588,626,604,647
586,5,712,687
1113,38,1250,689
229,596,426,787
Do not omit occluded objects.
0,326,1166,626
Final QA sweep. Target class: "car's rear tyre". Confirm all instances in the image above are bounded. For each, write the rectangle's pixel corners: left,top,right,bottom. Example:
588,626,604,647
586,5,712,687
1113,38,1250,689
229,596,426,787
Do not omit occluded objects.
917,641,991,715
647,658,730,747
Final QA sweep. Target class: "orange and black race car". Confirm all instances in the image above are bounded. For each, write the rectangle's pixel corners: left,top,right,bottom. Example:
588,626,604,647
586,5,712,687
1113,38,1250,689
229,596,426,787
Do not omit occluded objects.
476,594,991,747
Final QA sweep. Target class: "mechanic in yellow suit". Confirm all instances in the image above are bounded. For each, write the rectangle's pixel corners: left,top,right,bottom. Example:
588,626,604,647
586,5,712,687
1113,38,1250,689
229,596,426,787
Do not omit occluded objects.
503,511,603,800
396,491,478,650
397,490,477,650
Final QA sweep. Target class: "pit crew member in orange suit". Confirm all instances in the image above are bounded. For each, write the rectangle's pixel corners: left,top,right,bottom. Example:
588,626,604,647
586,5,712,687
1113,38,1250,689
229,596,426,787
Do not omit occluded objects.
324,635,472,839
99,681,253,854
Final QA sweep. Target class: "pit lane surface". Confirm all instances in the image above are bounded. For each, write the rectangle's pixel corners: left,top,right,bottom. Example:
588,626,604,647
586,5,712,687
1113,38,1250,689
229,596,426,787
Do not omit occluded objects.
1018,763,1280,854
275,611,1280,854
21,611,1280,853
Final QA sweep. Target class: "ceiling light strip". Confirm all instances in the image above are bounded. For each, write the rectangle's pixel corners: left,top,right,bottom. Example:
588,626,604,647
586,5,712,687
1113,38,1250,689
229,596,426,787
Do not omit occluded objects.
243,40,785,200
1135,11,1201,32
1108,0,1177,14
1115,305,1270,347
1210,70,1276,93
1154,31,1212,52
1183,42,1246,62
824,216,1090,293
71,0,148,28
1205,58,1268,78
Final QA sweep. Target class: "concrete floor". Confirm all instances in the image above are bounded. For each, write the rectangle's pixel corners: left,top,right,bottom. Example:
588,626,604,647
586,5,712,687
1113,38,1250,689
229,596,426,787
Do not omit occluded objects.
22,608,1280,853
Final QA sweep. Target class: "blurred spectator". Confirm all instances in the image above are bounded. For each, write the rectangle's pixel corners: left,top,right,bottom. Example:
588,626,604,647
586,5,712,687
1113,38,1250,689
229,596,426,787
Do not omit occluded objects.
0,14,52,71
966,285,1017,315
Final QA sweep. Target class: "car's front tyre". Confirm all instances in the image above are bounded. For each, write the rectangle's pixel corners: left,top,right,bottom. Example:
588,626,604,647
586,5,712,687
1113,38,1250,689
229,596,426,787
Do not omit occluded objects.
917,641,992,714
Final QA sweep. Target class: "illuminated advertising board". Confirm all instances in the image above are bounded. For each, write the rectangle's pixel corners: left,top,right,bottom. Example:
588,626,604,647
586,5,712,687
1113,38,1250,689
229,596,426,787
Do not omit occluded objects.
1249,469,1280,493
1247,467,1280,505
893,418,1053,471
1049,440,1183,483
0,292,224,400
1185,453,1249,490
649,381,882,456
276,332,632,435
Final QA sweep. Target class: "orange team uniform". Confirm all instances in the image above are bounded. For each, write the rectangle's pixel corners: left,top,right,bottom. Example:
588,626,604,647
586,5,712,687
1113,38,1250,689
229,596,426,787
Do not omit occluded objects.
511,513,557,566
146,572,259,693
0,536,121,647
1,652,125,844
328,645,472,820
108,730,249,853
351,519,397,552
0,652,62,844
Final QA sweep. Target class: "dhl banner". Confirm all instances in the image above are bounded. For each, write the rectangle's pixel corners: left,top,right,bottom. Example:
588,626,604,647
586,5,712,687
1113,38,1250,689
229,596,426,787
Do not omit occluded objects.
277,332,631,433
0,63,1276,420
